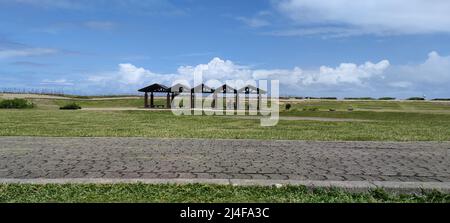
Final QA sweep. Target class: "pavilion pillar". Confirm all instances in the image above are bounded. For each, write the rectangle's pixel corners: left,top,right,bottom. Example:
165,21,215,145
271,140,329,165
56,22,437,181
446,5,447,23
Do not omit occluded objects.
171,92,175,101
150,92,154,108
166,92,171,108
212,92,217,109
191,92,194,109
256,93,261,111
144,92,149,108
256,88,261,111
234,91,238,110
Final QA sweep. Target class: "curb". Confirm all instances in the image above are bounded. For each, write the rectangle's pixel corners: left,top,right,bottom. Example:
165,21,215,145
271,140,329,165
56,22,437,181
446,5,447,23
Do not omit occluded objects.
0,178,449,193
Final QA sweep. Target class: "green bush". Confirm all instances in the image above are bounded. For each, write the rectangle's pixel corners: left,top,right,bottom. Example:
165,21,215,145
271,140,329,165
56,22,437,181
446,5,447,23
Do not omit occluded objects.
60,103,82,110
285,103,291,110
432,98,450,101
378,97,396,100
320,97,337,100
406,97,425,101
0,98,34,109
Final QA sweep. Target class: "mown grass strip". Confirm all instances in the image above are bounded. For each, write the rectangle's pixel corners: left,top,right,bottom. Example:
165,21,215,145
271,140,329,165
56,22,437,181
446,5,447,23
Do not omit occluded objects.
0,183,448,203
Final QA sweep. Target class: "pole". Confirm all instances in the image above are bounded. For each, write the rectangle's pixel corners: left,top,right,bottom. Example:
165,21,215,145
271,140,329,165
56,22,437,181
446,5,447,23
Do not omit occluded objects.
144,92,149,108
166,92,171,108
150,92,154,108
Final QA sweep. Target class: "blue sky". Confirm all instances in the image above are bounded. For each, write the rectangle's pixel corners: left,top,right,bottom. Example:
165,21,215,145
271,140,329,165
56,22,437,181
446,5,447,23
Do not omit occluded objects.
1,0,450,97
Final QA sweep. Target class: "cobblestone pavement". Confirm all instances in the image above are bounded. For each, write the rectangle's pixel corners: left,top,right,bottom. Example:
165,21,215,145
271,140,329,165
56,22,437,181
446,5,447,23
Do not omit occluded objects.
0,137,448,182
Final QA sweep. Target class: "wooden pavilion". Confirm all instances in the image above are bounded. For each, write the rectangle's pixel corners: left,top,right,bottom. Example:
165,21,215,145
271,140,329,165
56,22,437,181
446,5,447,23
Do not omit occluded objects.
214,84,237,109
190,84,214,109
138,83,169,108
138,83,266,110
237,85,266,110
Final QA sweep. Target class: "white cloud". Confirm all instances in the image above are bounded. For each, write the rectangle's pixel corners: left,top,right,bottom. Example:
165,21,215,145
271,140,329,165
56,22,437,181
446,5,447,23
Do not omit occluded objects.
177,57,252,81
86,57,391,94
117,63,156,84
0,48,58,59
387,51,450,86
83,52,450,97
236,17,270,28
275,0,450,36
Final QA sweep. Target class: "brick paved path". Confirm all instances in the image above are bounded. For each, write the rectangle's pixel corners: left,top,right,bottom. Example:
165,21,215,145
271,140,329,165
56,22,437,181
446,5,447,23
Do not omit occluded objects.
0,137,448,182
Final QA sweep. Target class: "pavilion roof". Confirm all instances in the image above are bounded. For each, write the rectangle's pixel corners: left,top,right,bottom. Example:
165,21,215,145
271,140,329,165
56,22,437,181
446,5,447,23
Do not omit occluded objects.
215,84,236,93
237,85,266,94
138,83,169,92
168,83,191,93
191,84,214,93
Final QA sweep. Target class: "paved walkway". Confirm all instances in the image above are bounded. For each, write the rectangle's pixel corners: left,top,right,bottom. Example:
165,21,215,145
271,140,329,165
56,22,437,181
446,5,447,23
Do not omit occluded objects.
0,137,448,183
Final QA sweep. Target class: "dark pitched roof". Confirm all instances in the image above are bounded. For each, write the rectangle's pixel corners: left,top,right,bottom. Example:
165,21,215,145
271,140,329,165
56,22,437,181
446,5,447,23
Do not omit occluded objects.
215,84,236,93
168,83,191,93
138,83,169,92
191,84,214,93
237,85,266,94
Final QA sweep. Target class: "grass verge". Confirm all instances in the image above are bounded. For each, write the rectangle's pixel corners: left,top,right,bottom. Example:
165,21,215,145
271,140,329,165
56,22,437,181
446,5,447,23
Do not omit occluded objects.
0,183,448,203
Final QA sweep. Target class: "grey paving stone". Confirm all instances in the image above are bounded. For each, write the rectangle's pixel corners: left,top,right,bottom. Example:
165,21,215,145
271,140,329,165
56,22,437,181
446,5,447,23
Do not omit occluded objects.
0,137,448,182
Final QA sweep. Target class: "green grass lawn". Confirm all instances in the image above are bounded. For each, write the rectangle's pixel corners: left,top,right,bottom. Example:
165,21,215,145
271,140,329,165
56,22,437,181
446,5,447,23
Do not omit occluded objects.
0,183,447,203
282,100,450,111
0,97,449,140
1,109,450,141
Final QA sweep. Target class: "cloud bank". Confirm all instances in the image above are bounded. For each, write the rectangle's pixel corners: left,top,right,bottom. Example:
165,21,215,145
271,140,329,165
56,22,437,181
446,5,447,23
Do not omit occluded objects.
83,52,449,97
274,0,450,36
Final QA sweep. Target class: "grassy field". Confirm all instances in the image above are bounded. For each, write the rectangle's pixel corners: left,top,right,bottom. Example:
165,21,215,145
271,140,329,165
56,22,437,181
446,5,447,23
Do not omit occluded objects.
0,184,447,203
0,97,450,141
281,100,450,112
0,109,450,140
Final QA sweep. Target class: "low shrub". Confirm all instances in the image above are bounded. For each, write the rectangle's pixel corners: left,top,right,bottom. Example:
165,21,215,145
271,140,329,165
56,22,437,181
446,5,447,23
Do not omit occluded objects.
320,97,337,100
0,98,34,109
378,97,396,100
432,98,450,101
348,107,354,111
285,103,292,110
406,97,425,101
329,108,336,112
60,103,82,110
302,107,319,111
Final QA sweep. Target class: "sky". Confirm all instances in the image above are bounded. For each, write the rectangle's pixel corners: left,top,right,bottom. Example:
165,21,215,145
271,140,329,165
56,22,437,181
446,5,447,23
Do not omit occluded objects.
1,0,450,98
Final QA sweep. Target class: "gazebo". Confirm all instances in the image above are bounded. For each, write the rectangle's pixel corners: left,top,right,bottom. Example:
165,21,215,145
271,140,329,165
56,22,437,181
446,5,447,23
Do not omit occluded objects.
237,85,266,110
138,83,170,108
167,83,190,108
191,84,214,109
214,84,237,109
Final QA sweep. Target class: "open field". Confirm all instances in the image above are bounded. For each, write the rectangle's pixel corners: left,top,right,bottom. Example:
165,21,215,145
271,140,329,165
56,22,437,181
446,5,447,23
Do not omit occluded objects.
0,183,447,203
0,96,450,140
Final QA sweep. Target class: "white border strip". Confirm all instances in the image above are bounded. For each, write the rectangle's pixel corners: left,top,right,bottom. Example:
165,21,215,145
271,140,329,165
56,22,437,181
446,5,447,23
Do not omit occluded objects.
0,178,448,193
